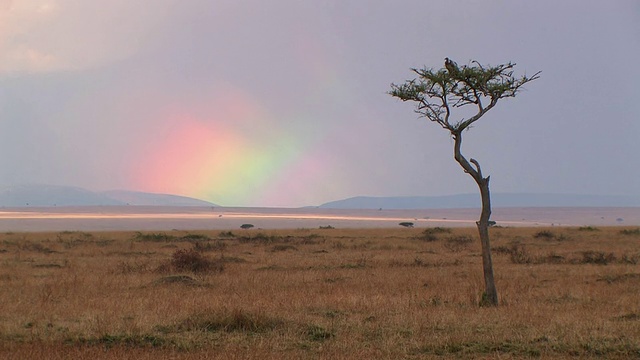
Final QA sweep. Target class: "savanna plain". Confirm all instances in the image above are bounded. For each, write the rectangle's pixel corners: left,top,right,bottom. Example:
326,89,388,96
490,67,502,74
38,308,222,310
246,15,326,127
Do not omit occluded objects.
1,226,639,359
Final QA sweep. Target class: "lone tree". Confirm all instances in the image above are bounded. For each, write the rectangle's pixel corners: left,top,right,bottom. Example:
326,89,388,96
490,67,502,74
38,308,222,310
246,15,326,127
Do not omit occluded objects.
390,58,540,306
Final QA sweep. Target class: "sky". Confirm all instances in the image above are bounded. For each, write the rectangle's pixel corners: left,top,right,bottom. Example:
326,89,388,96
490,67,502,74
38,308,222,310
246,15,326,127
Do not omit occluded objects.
0,0,639,207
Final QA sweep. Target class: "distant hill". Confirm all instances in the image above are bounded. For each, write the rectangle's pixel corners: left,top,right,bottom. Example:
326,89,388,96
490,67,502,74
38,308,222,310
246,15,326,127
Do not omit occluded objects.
0,185,216,207
319,193,640,209
102,190,215,206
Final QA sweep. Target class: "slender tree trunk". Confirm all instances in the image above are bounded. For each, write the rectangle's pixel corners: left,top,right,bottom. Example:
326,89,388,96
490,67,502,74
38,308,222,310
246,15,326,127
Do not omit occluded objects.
476,176,498,306
452,132,498,306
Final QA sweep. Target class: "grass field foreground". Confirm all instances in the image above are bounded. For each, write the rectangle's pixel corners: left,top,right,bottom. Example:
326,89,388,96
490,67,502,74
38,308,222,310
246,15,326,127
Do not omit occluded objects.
0,226,639,359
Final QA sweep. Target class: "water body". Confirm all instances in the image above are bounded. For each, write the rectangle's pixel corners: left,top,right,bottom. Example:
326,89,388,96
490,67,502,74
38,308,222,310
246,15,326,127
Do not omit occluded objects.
0,206,637,232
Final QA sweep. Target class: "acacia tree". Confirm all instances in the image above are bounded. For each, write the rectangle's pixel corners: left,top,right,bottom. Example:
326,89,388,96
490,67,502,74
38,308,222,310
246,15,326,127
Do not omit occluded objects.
390,58,540,306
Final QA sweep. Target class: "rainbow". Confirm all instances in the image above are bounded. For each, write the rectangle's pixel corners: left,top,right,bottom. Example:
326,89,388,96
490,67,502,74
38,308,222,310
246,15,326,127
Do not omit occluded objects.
126,84,350,207
125,32,362,207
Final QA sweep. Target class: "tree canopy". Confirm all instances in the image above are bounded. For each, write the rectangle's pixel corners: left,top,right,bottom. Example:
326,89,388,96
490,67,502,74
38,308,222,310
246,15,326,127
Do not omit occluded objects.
390,59,540,135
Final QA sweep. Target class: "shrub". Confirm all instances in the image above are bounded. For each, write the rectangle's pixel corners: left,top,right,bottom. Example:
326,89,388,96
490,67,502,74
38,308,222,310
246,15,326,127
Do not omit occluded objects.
240,224,254,229
509,244,533,264
533,230,555,239
580,251,615,265
415,227,451,242
178,309,283,333
193,240,227,252
271,245,298,252
166,248,224,273
578,226,599,231
444,235,473,252
620,228,640,236
135,232,176,242
306,324,334,341
181,234,210,241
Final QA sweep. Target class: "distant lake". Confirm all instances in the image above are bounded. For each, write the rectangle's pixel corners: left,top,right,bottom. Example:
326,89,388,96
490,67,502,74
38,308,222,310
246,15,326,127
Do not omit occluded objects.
0,206,637,232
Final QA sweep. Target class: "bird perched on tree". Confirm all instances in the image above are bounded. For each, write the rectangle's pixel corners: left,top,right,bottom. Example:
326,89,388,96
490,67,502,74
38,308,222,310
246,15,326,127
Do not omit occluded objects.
444,57,458,74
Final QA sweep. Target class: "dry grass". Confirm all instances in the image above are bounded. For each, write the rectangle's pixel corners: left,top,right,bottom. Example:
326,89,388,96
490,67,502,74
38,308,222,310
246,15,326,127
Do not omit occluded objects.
0,227,639,359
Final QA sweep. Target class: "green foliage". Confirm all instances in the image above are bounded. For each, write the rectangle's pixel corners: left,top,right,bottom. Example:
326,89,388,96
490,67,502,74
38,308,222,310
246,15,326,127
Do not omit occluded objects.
390,58,540,133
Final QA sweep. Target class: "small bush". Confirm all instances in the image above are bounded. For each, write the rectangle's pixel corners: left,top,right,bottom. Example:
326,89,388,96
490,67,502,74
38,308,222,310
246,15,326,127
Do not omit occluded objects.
135,232,176,242
319,225,335,229
218,231,236,238
620,253,640,264
444,235,473,252
620,228,640,236
181,234,210,241
399,222,414,228
580,251,615,265
271,245,298,252
239,233,287,244
178,309,283,333
162,248,224,273
193,240,227,252
116,260,151,274
306,324,334,341
578,226,599,231
240,224,254,229
533,230,555,239
73,333,168,348
509,244,533,264
415,227,451,242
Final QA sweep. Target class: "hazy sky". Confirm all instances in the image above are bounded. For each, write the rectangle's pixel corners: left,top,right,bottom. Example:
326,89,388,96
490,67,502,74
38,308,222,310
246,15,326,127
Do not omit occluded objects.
1,0,639,207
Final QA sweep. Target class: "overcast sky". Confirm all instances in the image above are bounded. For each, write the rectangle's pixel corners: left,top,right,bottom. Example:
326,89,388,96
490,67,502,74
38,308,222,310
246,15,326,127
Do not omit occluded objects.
1,0,638,207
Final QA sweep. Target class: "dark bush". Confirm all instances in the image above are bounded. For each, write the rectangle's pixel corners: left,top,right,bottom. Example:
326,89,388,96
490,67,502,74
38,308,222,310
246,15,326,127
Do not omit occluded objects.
181,234,210,241
578,226,599,231
620,228,640,236
444,235,473,252
580,251,615,265
509,244,533,264
533,230,555,239
135,232,176,242
193,240,227,252
169,248,223,273
415,227,452,242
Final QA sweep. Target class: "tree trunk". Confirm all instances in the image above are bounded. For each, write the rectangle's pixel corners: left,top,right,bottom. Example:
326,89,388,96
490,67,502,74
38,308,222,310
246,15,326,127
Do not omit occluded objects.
476,176,498,306
452,132,498,306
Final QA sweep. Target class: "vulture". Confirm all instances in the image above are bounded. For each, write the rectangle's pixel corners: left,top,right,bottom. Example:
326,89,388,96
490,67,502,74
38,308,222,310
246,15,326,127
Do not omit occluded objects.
444,57,458,74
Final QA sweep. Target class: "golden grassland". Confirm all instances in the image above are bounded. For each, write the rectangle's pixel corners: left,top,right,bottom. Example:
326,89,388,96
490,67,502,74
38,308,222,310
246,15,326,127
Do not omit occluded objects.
0,226,639,359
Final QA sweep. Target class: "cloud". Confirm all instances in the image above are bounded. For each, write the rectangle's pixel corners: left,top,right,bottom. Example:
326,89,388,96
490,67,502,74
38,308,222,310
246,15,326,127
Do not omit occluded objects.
0,0,172,74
